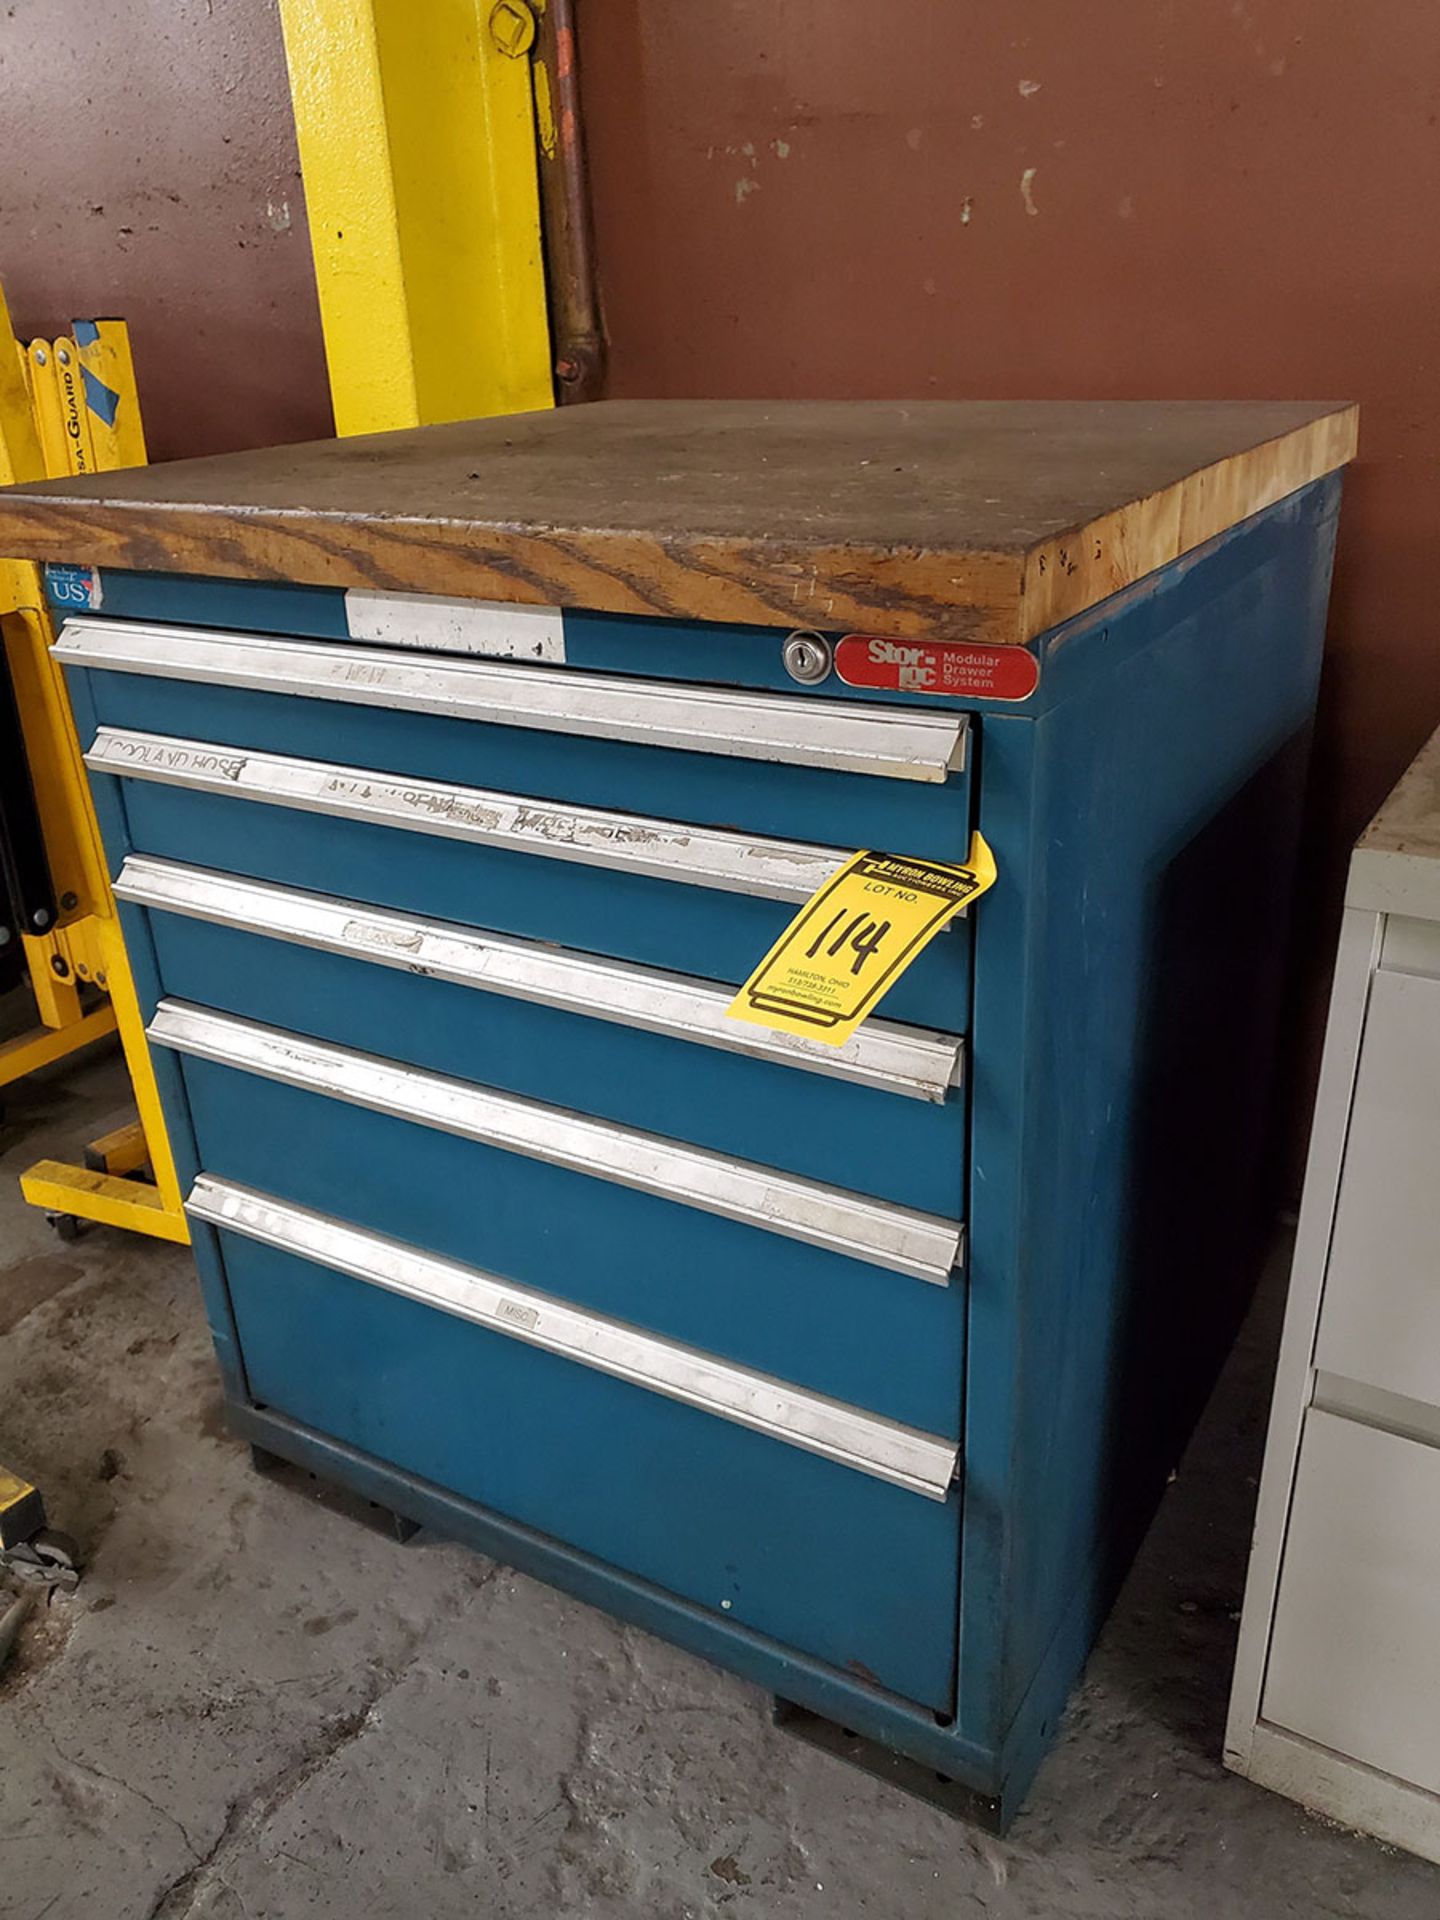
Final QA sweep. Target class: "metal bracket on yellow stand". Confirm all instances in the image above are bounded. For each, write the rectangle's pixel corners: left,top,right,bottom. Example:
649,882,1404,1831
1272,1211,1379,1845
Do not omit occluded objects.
0,290,188,1244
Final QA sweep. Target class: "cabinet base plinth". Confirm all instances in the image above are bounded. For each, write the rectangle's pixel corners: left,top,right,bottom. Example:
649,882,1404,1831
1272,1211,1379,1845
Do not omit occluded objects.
772,1698,1002,1829
248,1439,421,1544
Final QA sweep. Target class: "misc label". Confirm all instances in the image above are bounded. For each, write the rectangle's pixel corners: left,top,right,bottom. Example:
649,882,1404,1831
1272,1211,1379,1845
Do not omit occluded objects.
495,1298,540,1332
345,589,565,662
340,918,424,955
98,736,247,782
45,564,101,612
726,837,997,1047
835,636,1039,701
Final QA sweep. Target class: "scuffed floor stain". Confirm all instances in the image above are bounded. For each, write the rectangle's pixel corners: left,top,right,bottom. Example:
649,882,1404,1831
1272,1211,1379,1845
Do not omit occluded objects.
709,1853,752,1886
1021,165,1040,216
0,1254,84,1335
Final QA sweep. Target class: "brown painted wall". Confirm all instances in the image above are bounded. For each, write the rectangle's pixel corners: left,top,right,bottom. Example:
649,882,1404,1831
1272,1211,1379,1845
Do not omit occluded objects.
0,0,331,459
577,0,1440,1141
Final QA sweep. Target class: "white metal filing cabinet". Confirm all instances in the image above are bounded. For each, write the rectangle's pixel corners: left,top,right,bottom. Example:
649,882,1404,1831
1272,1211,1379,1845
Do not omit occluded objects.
1228,727,1440,1859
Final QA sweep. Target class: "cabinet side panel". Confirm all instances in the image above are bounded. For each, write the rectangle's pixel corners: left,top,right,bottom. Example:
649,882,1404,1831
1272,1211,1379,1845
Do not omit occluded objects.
960,479,1343,1786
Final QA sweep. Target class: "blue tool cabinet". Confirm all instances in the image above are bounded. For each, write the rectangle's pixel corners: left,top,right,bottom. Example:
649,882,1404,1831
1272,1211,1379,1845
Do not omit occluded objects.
0,400,1353,1823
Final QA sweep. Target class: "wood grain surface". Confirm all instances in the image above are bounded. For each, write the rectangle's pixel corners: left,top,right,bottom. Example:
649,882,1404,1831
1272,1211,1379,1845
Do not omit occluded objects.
0,399,1357,642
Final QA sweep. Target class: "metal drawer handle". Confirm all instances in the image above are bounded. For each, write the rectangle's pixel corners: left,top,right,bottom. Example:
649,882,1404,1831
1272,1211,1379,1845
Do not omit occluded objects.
187,1175,959,1500
56,617,969,782
116,857,965,1103
150,1001,964,1283
86,726,851,905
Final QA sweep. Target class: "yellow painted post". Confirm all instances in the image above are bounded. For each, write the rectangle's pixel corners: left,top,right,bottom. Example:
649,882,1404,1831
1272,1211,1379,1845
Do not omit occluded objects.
277,0,554,434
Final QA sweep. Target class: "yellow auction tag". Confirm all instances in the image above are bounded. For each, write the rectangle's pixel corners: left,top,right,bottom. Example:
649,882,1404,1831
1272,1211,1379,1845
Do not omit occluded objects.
727,834,997,1046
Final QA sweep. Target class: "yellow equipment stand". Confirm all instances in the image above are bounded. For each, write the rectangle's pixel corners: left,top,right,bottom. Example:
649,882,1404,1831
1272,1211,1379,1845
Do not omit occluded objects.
0,289,187,1242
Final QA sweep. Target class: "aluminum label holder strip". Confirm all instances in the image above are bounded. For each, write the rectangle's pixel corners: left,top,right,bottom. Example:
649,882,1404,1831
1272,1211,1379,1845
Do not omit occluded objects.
56,618,969,782
150,1001,963,1283
116,856,965,1102
188,1175,959,1500
86,726,850,906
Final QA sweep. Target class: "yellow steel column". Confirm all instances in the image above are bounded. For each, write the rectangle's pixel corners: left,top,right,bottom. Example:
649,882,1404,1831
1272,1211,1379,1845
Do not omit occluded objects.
277,0,554,435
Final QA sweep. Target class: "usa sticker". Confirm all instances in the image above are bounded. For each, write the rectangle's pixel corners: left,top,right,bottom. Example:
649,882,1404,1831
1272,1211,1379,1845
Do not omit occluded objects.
836,636,1039,702
44,564,102,612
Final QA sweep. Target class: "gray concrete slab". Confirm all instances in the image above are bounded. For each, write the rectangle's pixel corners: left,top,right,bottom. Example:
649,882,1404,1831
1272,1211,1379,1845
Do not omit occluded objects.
2,1041,1437,1919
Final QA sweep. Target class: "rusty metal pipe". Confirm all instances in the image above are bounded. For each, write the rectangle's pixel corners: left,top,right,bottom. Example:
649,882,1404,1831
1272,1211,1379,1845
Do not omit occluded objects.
533,0,605,402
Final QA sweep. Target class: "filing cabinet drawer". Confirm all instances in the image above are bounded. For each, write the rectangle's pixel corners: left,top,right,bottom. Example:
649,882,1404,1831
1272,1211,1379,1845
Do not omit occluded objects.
1315,967,1440,1411
159,1021,966,1435
1262,1410,1440,1797
204,1191,962,1709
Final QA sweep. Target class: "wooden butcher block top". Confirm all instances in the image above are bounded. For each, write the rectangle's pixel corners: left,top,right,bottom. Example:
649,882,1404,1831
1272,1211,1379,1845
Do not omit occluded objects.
0,398,1357,645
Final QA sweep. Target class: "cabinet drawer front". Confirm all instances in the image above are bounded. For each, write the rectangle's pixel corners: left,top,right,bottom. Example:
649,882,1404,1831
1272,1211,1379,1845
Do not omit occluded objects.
92,730,850,905
166,1053,966,1434
211,1215,961,1708
57,618,969,782
127,880,965,1217
151,1001,961,1283
1263,1410,1440,1796
118,858,962,1103
69,648,973,856
193,1176,958,1500
99,756,972,1033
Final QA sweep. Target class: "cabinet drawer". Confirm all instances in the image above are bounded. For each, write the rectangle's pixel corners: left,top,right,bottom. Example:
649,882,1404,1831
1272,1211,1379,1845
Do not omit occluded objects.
57,618,969,779
80,721,974,1035
1263,1409,1440,1795
121,863,966,1215
108,778,969,1031
1315,968,1440,1410
201,1185,962,1708
155,1010,966,1435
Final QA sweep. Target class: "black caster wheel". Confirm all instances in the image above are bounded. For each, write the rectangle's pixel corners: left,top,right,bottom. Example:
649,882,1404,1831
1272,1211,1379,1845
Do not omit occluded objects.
46,1212,83,1243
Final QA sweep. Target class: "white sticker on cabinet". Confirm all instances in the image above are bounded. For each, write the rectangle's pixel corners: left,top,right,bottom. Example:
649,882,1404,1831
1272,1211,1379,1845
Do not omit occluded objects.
345,589,565,662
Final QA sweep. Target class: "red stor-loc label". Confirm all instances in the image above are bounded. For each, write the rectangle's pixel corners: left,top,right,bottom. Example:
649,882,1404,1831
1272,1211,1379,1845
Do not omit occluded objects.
835,636,1040,702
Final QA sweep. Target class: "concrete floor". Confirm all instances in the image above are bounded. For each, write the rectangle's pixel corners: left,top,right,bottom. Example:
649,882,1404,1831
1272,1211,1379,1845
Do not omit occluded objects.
2,1042,1437,1920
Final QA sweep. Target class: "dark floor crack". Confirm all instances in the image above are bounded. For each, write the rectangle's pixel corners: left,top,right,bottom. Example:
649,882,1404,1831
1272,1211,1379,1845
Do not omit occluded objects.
142,1638,425,1920
29,1701,202,1859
